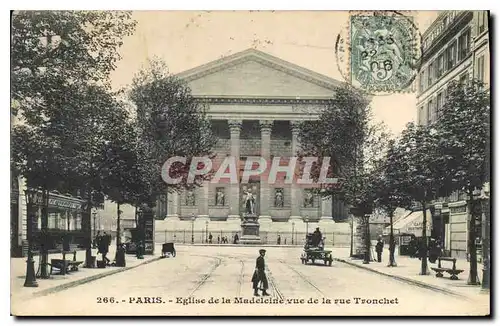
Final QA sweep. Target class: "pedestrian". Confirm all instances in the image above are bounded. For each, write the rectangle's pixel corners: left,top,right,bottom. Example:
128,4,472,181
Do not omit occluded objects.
99,232,111,265
277,235,281,245
251,249,270,297
375,237,384,263
234,233,239,244
208,233,213,244
217,236,220,244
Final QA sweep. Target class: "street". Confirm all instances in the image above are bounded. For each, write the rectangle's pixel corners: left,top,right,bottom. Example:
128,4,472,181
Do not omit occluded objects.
12,246,489,316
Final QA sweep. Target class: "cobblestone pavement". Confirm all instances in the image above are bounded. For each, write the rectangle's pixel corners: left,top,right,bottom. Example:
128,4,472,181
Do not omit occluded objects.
12,246,490,316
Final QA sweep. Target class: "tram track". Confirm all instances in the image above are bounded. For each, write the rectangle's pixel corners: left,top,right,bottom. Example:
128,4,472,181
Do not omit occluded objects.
187,255,223,297
277,259,327,298
236,260,245,297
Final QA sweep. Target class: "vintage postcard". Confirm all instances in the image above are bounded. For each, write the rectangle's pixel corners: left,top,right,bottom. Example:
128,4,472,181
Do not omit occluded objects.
10,10,490,316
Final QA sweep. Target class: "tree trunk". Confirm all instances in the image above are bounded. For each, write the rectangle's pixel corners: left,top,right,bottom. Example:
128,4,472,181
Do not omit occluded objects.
388,209,397,267
84,191,93,268
363,215,371,264
116,202,121,246
467,192,480,285
420,202,429,275
39,188,49,278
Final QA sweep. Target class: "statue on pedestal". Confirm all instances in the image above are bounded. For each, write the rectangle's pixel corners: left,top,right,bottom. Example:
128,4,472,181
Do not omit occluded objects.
243,189,256,215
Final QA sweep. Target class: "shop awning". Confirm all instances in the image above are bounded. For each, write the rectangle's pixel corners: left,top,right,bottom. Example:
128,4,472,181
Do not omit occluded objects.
384,210,432,237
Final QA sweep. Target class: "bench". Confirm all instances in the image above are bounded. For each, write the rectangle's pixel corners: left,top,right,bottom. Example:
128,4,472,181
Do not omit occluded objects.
49,259,70,275
431,257,464,280
48,251,83,275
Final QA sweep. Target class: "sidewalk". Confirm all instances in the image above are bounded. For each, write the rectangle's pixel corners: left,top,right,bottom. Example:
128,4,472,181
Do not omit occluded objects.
11,243,163,302
334,249,489,301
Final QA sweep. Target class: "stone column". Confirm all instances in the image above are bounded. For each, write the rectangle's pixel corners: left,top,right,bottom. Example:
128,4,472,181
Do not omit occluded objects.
166,191,180,220
319,195,335,233
290,121,302,220
197,182,210,219
228,119,242,220
259,120,273,225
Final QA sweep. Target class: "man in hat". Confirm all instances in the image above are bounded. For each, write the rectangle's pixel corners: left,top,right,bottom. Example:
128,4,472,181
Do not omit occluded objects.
252,249,270,296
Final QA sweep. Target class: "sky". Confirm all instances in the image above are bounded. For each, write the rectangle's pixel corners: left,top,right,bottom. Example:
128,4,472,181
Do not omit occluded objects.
110,10,441,136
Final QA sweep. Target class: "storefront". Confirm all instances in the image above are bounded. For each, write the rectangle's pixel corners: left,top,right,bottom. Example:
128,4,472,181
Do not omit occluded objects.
384,209,432,238
10,175,89,257
31,191,87,253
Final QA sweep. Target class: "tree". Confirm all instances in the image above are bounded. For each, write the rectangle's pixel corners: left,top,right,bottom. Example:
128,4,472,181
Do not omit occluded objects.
389,122,447,275
298,85,391,262
129,58,217,209
374,139,412,267
11,11,137,268
436,79,490,285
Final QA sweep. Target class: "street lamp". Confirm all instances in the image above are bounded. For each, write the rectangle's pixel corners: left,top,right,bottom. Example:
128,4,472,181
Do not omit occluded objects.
291,221,295,245
24,189,39,287
434,202,443,247
92,211,97,239
304,216,310,238
191,213,195,244
205,221,208,244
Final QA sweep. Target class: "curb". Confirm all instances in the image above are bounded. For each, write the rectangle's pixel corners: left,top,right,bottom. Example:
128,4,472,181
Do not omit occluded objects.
334,258,472,301
28,256,163,299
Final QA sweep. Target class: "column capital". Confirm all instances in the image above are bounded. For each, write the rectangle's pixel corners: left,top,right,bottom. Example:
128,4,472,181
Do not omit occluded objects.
228,120,242,133
290,121,301,135
259,120,274,133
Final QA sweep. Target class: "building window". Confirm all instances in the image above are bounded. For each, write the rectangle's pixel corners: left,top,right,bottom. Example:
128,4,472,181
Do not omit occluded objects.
428,61,434,86
437,54,444,78
478,11,487,34
477,55,485,82
419,106,424,125
447,41,457,70
459,72,468,85
427,100,434,124
437,92,443,120
458,28,471,61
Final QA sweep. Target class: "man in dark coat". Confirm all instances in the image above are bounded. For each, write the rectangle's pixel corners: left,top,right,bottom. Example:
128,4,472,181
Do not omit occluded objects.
252,249,270,297
375,237,384,262
312,228,322,247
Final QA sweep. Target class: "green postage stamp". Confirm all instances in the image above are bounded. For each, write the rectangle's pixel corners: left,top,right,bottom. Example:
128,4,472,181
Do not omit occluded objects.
349,11,421,93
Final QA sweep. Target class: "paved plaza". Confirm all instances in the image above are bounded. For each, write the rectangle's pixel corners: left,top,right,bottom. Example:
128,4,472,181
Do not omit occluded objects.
11,245,489,316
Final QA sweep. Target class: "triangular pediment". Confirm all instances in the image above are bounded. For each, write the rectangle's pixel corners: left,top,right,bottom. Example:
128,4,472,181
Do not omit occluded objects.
176,49,343,98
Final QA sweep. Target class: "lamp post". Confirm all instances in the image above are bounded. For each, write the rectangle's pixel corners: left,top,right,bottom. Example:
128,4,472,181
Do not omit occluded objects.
92,211,97,239
24,189,39,287
205,221,208,244
304,216,310,238
191,213,195,244
467,189,481,285
434,202,443,246
480,184,490,290
291,222,295,245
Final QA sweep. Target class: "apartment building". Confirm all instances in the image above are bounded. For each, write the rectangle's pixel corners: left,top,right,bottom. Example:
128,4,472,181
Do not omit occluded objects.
416,11,489,259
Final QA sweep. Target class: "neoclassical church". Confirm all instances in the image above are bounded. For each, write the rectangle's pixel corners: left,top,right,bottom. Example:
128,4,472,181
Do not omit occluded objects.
155,49,351,241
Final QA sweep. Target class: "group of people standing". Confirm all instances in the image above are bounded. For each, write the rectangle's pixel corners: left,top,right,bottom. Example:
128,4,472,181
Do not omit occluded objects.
93,231,112,265
207,233,239,244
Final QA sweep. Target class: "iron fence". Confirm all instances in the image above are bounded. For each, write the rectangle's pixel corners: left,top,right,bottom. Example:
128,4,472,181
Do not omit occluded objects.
154,230,350,247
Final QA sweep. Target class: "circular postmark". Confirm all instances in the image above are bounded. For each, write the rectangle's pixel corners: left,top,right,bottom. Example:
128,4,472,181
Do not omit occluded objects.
335,11,422,95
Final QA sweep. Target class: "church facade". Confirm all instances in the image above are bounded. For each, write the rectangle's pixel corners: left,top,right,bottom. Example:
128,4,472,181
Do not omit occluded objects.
156,49,350,239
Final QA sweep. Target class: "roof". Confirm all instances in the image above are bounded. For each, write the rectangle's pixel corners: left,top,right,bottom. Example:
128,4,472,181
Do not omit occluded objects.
175,48,346,92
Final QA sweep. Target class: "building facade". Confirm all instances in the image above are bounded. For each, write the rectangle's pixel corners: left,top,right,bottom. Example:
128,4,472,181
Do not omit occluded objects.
416,11,489,259
155,49,351,240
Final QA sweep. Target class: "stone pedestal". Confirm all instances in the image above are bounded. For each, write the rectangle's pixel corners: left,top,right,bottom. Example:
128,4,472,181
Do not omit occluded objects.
240,213,261,244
